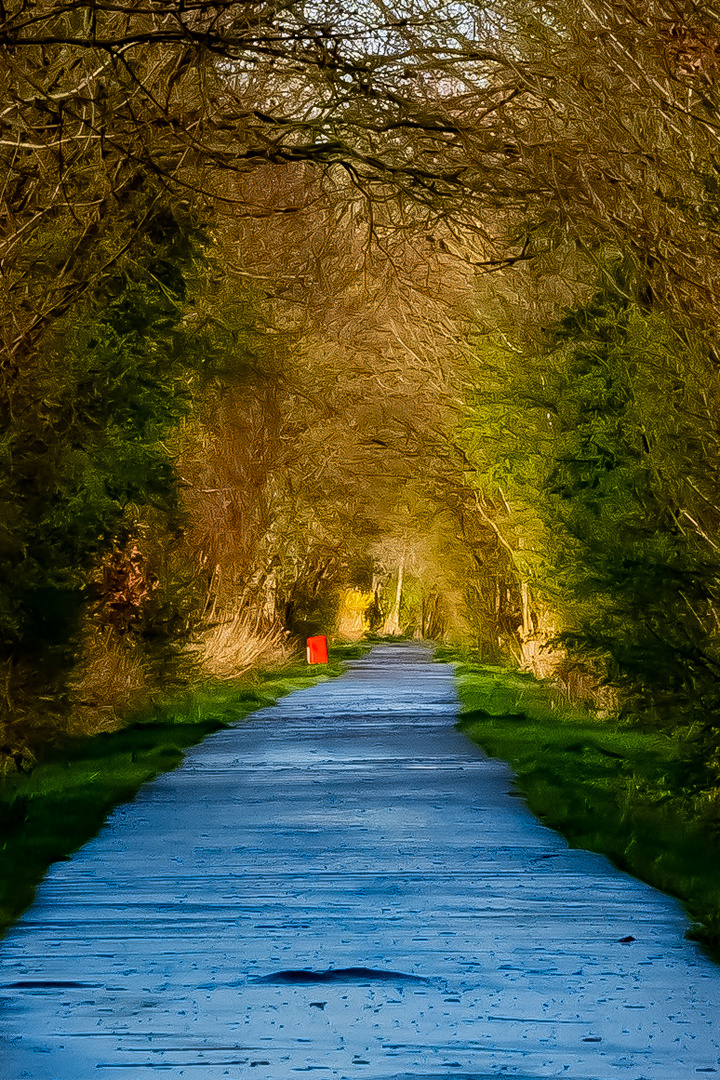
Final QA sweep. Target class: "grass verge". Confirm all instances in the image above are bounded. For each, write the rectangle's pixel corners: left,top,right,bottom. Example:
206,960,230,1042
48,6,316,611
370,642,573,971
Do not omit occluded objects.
0,642,370,940
443,651,720,961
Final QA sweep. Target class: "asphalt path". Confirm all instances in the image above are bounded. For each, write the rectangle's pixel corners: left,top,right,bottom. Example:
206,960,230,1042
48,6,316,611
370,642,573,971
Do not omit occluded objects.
1,643,719,1079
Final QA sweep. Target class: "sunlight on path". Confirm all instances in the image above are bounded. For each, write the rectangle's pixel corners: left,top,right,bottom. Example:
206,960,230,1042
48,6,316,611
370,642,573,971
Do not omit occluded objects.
1,644,718,1079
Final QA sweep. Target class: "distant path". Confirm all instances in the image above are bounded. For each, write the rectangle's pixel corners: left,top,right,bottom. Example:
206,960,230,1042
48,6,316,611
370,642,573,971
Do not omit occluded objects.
1,643,718,1079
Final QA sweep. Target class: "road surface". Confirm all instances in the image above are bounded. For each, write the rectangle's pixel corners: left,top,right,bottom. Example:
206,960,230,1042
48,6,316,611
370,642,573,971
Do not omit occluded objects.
1,643,718,1078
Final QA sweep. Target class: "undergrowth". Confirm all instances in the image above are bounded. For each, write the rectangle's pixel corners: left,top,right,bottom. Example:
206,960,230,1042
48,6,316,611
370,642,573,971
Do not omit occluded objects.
0,642,369,939
444,651,720,961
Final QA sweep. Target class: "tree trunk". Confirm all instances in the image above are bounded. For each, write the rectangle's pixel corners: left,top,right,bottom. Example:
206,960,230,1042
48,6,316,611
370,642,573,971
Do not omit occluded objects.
384,551,405,636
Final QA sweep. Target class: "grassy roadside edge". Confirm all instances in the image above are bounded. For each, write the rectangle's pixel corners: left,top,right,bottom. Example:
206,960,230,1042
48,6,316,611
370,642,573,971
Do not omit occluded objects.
437,647,720,962
0,641,371,940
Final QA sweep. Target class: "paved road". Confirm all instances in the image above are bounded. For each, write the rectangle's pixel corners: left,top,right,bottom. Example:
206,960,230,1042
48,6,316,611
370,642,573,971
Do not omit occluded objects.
1,643,719,1079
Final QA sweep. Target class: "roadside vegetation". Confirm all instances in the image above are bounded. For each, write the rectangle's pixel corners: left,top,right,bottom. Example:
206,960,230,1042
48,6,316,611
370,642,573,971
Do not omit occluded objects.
0,643,368,940
445,651,720,960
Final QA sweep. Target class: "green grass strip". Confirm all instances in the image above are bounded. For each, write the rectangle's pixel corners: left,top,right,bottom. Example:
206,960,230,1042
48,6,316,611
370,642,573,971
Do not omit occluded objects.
0,642,369,940
443,650,720,961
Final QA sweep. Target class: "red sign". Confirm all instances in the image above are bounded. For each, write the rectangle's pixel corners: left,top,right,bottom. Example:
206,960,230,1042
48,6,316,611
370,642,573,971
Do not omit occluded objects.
306,635,329,664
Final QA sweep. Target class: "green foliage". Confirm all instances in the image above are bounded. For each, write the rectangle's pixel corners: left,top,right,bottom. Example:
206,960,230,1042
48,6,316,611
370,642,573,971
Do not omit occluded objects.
466,255,720,748
0,186,216,737
453,657,720,959
281,584,342,641
544,270,720,732
129,540,206,695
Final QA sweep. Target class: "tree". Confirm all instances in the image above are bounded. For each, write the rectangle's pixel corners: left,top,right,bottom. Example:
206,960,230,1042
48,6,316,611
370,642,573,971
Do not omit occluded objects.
0,187,215,748
463,252,720,752
7,0,720,757
542,265,720,728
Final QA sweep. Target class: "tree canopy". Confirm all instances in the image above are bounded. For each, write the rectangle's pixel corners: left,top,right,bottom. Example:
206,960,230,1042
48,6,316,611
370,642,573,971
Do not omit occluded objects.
2,1,720,802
